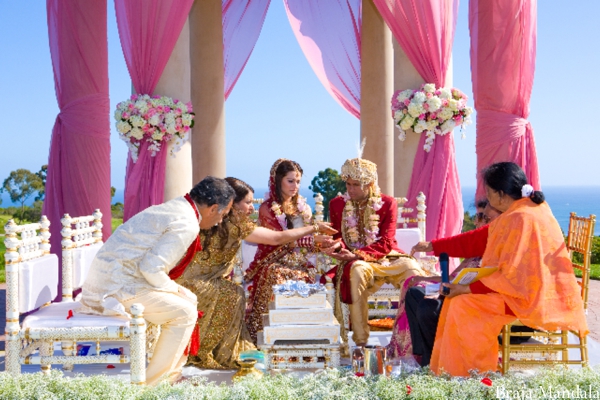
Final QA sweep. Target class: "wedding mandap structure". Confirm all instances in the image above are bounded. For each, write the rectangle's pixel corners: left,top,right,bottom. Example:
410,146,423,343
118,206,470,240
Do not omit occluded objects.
42,0,539,296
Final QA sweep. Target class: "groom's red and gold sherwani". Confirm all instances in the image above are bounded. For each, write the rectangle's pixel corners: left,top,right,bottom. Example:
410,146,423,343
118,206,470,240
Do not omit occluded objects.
326,192,426,345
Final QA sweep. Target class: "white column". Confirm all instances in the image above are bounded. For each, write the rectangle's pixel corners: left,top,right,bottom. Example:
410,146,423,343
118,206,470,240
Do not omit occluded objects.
360,0,394,195
154,19,193,201
189,0,226,181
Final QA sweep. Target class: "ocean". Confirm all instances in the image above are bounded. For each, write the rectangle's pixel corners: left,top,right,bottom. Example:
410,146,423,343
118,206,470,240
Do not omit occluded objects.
3,186,598,235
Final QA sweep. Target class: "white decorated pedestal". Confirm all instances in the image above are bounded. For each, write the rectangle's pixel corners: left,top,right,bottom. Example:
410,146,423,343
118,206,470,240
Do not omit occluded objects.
257,284,341,370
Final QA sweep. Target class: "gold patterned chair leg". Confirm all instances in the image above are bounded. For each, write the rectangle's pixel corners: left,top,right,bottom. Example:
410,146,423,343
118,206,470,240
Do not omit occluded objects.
580,333,588,367
561,331,569,362
40,340,54,374
61,340,75,371
501,324,510,374
129,303,147,385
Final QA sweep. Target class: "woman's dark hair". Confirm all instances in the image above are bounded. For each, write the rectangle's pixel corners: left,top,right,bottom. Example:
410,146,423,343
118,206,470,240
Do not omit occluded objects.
200,177,255,257
190,176,235,211
274,160,303,206
482,162,545,204
225,177,254,205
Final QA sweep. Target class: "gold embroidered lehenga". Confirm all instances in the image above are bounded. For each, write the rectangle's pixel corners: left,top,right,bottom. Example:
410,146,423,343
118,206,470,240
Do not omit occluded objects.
176,211,256,369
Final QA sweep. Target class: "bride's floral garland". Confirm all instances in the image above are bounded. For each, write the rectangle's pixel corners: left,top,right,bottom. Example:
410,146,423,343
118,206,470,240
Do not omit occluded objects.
269,195,312,230
341,193,383,249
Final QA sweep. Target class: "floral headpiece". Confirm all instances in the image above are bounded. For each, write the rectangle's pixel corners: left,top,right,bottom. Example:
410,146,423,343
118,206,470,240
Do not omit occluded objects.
340,158,379,188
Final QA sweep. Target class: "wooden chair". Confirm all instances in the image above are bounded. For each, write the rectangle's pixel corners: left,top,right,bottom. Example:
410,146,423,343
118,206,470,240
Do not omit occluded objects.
4,214,147,384
500,212,596,374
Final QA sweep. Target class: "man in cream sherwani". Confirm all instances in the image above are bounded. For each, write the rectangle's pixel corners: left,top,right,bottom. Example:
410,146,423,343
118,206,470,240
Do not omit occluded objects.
80,176,234,385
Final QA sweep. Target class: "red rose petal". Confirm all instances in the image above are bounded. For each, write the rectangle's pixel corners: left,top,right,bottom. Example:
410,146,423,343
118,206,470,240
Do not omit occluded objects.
406,384,412,395
355,372,364,377
66,310,74,320
106,364,116,369
481,377,493,387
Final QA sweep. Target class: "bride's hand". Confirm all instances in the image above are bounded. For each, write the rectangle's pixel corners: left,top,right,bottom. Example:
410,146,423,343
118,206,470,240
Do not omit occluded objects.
316,222,337,235
314,235,337,248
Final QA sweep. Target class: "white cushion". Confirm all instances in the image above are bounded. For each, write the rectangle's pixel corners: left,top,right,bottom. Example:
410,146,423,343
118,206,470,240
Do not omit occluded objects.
19,254,59,313
241,241,258,273
395,228,421,256
22,301,130,330
72,242,102,290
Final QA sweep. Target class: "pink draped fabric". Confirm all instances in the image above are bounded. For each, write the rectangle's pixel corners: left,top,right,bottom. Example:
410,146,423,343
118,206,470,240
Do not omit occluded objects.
115,0,193,221
44,0,112,297
373,0,463,243
223,0,271,99
471,0,540,200
284,0,361,118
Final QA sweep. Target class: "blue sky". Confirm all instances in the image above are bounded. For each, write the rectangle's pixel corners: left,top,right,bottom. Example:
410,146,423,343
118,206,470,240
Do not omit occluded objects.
1,0,598,199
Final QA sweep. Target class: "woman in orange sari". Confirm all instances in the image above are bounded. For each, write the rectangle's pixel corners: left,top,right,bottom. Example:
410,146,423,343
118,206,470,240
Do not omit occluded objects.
430,162,588,377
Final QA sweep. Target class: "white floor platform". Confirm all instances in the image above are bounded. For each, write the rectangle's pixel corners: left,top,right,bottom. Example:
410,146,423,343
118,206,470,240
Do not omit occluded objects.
3,332,598,385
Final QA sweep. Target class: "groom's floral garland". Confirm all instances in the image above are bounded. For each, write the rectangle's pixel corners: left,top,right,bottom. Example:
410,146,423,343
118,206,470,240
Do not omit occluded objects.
341,193,383,249
268,194,312,231
115,94,195,162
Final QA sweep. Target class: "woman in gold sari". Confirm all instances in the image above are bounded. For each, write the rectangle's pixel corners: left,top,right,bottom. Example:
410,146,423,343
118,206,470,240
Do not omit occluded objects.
177,177,334,369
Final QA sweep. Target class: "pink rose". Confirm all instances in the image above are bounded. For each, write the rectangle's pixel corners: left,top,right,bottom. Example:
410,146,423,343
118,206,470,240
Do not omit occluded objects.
419,114,426,120
403,99,410,106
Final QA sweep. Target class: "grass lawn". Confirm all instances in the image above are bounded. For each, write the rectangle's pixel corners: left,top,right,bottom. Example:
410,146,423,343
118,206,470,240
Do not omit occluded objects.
111,218,123,232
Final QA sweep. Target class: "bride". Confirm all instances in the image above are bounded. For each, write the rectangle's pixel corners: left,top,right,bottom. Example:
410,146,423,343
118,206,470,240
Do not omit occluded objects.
245,159,329,343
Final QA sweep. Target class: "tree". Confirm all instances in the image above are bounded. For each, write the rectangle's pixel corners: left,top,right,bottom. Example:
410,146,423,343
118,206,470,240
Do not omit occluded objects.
111,186,116,202
2,169,44,223
309,168,346,220
34,165,48,202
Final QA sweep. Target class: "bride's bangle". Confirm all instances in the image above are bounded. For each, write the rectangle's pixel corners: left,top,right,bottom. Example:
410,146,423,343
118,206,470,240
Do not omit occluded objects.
312,222,320,234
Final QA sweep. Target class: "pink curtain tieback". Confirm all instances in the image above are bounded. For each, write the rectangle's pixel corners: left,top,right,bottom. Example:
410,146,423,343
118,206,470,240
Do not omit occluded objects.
476,110,531,150
56,94,109,138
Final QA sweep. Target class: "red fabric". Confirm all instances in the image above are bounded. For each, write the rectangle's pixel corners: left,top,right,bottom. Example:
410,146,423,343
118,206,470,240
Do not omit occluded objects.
328,194,400,304
43,0,112,299
469,281,514,315
431,225,489,259
470,0,541,200
185,311,204,356
115,0,194,221
372,0,464,258
168,194,201,280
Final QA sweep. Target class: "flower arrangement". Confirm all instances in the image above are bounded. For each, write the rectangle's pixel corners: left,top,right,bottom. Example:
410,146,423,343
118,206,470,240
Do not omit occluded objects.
391,83,473,152
114,94,195,162
341,192,383,249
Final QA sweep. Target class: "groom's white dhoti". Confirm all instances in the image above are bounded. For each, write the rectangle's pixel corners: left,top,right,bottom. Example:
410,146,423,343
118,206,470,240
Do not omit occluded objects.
80,196,200,385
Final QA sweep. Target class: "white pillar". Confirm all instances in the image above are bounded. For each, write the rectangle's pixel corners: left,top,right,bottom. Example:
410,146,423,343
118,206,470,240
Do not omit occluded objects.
360,0,394,195
190,0,226,181
154,19,193,201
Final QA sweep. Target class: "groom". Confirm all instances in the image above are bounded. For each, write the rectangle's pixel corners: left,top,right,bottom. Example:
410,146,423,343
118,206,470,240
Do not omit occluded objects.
322,158,425,346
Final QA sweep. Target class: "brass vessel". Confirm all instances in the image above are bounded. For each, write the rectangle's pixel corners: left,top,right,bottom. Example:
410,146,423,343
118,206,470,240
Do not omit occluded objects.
232,358,263,381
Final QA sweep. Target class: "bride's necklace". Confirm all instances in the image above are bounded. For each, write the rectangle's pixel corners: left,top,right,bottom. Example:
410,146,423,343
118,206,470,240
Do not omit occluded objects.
271,195,312,230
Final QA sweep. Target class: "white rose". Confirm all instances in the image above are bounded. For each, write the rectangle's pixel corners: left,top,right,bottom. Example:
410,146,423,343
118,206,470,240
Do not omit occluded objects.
166,124,177,134
165,113,176,125
448,99,459,111
148,114,160,126
400,116,415,130
151,132,163,141
464,106,473,116
426,97,442,113
416,120,429,132
440,119,456,134
408,103,425,118
134,100,148,114
427,120,439,131
116,121,131,134
130,127,144,140
423,83,436,93
114,110,123,120
439,88,452,99
130,115,145,128
396,89,413,102
438,108,454,121
412,91,426,104
182,114,193,127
